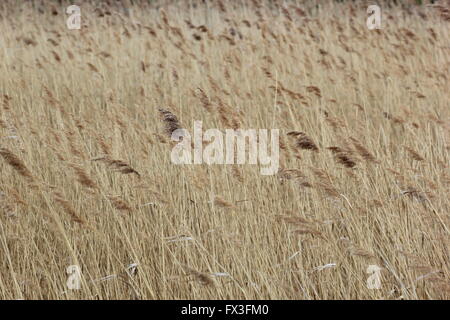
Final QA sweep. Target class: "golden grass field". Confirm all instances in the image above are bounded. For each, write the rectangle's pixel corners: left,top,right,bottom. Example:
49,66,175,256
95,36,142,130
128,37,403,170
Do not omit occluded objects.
0,0,449,300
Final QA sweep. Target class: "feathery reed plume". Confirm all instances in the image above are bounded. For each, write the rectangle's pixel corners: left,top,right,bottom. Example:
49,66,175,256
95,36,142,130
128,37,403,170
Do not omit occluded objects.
309,167,334,183
287,131,319,151
194,88,212,112
400,187,431,203
306,86,322,98
405,147,425,161
96,136,112,155
383,111,405,125
158,108,181,137
348,247,376,260
217,99,241,129
69,164,98,189
6,188,27,206
290,227,324,239
325,117,347,130
108,195,132,212
87,62,100,74
21,37,37,46
92,156,140,177
65,130,85,159
213,196,235,209
349,137,378,163
276,214,312,226
0,148,34,182
315,181,340,198
432,0,450,21
160,9,169,26
327,146,357,168
53,191,86,224
183,266,214,286
277,169,312,187
51,51,61,63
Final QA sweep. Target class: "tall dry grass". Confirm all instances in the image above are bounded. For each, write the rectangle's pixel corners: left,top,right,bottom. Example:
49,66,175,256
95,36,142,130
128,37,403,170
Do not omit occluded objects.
0,0,449,299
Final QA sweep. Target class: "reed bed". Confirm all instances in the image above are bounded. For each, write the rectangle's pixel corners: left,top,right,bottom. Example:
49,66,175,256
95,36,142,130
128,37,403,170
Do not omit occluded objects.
0,0,448,299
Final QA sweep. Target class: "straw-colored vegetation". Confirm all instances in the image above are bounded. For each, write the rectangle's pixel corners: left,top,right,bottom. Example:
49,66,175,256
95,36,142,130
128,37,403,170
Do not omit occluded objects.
0,0,449,299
